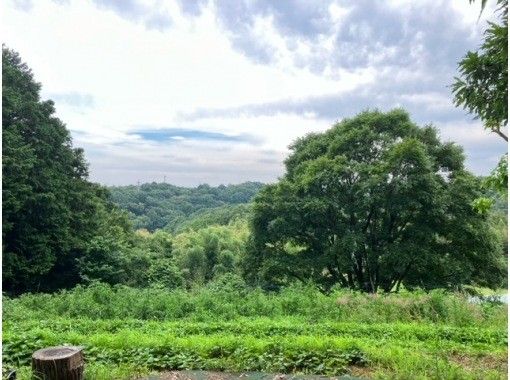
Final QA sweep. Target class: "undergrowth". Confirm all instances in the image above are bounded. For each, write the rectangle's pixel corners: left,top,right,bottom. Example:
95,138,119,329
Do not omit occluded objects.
3,283,507,379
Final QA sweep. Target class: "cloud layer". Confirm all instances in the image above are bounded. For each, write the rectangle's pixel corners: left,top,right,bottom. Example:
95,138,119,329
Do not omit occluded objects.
3,0,507,185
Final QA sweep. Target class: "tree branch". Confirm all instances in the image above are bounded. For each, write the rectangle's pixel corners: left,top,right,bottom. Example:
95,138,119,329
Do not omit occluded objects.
492,128,508,141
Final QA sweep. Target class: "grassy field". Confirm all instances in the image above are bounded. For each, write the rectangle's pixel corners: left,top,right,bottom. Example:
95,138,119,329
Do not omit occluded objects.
2,283,507,379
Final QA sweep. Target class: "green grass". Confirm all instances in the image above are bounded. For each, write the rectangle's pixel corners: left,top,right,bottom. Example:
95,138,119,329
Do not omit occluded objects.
4,282,507,326
3,283,507,379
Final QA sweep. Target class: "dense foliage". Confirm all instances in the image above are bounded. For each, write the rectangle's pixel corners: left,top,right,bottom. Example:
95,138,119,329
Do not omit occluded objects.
71,220,250,290
453,0,508,140
473,155,509,213
247,110,506,293
109,182,263,232
2,47,129,294
173,203,252,233
3,283,507,380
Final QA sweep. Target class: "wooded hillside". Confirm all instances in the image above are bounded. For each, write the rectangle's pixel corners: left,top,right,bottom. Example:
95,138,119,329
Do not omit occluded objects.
109,182,263,232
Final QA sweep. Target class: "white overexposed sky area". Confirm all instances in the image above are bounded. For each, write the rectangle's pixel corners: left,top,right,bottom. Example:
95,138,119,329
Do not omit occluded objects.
2,0,508,186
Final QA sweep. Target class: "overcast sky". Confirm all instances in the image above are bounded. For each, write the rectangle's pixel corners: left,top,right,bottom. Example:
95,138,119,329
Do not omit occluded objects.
3,0,508,186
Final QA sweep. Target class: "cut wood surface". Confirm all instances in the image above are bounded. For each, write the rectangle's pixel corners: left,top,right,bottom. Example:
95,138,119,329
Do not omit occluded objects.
32,346,84,380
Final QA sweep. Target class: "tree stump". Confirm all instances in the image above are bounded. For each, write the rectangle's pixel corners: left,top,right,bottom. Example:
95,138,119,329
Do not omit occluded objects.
31,346,84,380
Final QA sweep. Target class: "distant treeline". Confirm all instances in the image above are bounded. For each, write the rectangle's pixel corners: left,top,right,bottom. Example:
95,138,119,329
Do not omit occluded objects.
109,182,263,232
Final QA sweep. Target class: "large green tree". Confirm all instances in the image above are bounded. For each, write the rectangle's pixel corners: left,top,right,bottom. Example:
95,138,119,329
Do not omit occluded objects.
246,110,505,293
2,47,124,293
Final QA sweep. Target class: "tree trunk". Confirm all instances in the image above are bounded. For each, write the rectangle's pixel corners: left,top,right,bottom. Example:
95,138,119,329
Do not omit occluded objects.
32,346,84,380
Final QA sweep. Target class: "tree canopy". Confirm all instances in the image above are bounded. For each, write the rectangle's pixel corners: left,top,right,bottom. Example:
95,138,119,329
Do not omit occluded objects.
246,110,505,293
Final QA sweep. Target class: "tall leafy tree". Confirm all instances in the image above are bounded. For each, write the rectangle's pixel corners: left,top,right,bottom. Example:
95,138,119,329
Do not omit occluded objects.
2,47,122,293
247,110,505,293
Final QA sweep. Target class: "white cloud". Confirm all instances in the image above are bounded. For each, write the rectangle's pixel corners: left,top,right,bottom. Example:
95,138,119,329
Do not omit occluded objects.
2,0,506,185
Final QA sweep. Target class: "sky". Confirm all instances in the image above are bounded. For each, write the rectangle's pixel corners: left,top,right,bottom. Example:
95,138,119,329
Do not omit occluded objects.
2,0,508,186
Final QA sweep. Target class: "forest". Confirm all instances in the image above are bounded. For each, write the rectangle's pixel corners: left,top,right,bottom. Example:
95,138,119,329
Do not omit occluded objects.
109,182,263,232
1,1,508,378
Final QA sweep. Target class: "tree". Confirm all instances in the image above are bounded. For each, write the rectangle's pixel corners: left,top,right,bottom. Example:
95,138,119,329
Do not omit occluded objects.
247,110,505,293
452,0,508,140
173,222,249,287
2,47,127,293
147,258,184,289
76,208,133,285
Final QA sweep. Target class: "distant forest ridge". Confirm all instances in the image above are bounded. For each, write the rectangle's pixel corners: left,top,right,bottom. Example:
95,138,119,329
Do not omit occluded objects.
108,181,265,232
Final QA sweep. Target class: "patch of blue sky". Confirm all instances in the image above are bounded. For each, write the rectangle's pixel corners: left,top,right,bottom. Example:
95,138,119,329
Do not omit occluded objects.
131,129,258,144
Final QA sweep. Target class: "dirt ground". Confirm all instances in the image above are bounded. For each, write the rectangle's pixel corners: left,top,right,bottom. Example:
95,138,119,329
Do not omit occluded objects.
138,371,364,380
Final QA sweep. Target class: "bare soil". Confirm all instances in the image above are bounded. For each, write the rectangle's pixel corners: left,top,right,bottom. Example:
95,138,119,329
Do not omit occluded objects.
138,371,365,380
